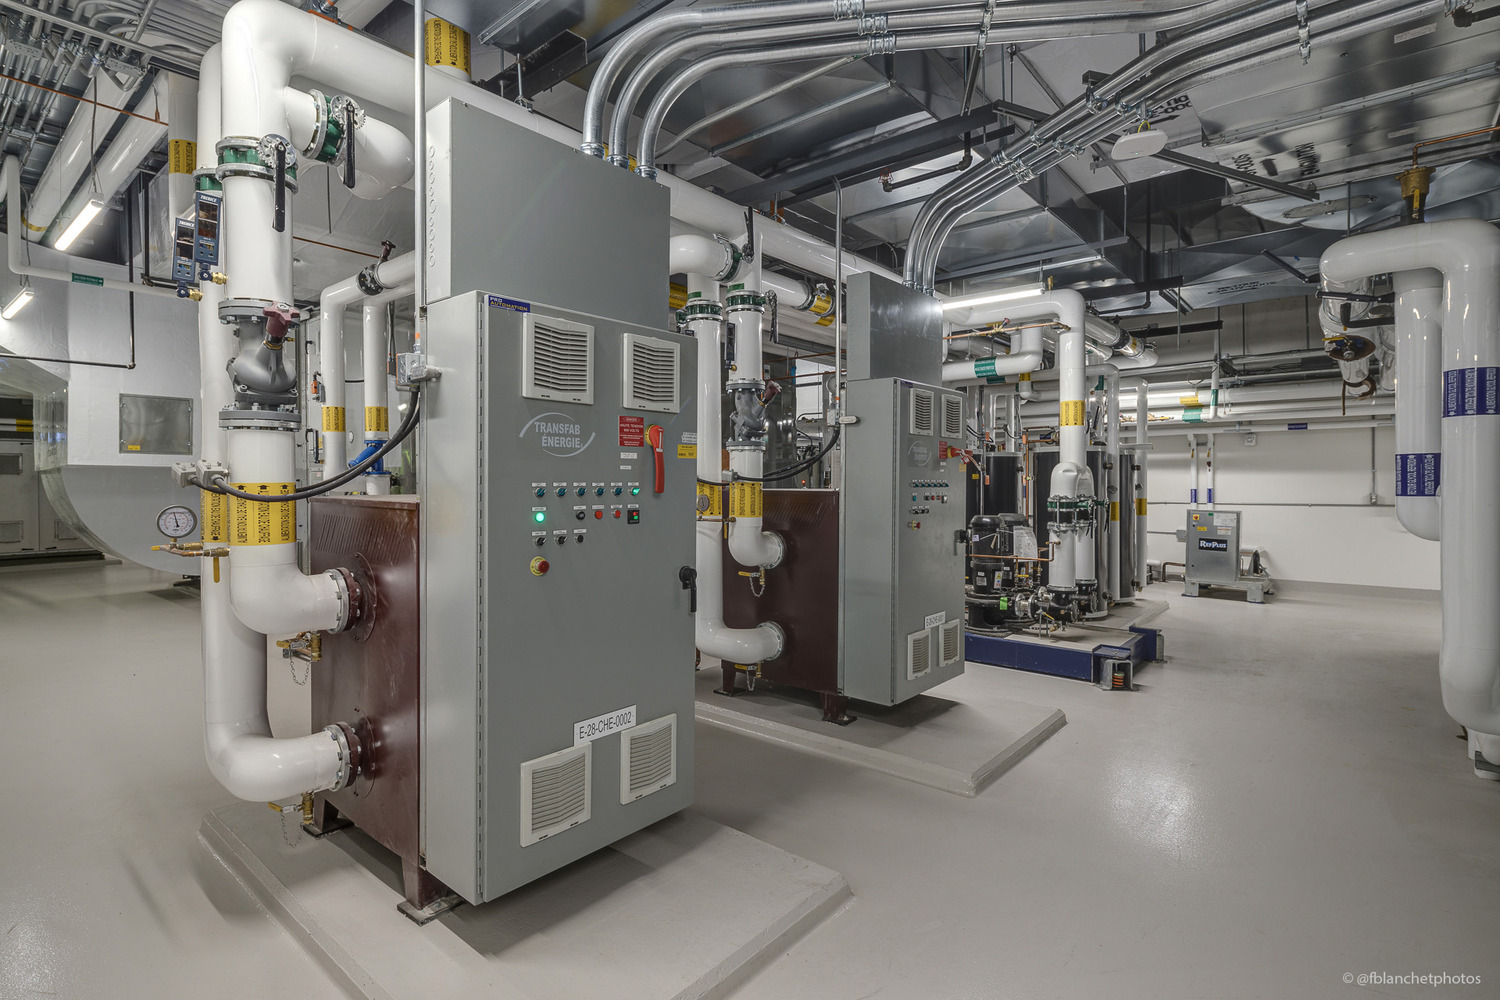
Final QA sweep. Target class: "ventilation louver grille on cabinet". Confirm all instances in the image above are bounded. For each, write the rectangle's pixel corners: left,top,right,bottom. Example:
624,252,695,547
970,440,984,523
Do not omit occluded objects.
941,621,962,665
521,314,594,405
620,714,677,803
621,334,680,413
910,389,934,435
942,395,964,438
907,628,932,680
519,743,592,846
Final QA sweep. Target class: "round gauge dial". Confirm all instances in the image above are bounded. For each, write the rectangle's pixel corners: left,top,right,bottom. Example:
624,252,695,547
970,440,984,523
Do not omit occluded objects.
156,505,198,539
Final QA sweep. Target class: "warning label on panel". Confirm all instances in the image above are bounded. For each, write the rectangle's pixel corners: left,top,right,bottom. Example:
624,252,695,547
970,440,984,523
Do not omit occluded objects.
619,415,645,447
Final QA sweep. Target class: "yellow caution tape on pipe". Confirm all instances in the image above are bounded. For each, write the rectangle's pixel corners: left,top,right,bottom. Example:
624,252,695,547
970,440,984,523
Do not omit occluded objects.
1110,501,1120,522
1059,400,1085,427
229,482,296,546
365,406,388,433
697,481,723,517
202,490,229,544
728,481,762,518
424,17,471,75
321,405,346,433
1136,498,1148,516
168,139,197,174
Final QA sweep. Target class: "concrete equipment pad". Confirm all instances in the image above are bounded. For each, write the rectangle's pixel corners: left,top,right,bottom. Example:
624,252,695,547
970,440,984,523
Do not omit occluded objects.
200,801,850,1000
695,664,1065,797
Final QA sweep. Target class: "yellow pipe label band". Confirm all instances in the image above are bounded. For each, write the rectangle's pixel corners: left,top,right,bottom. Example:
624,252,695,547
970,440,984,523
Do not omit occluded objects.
1059,400,1085,427
168,139,197,174
365,406,388,433
697,481,723,517
202,490,229,544
729,481,762,518
229,483,296,546
425,17,471,74
1110,501,1120,522
1178,394,1199,407
1017,372,1031,382
1136,498,1148,516
322,406,346,433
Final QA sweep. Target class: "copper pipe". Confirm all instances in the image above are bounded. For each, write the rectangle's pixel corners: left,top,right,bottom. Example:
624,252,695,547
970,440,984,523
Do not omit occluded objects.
1412,125,1500,165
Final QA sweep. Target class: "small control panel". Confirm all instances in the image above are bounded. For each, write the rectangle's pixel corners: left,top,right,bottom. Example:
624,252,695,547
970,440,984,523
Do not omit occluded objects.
908,479,952,516
529,480,641,551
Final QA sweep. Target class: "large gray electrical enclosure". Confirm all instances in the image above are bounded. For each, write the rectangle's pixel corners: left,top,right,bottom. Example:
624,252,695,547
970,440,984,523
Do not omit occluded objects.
422,292,696,903
418,100,694,905
840,376,968,703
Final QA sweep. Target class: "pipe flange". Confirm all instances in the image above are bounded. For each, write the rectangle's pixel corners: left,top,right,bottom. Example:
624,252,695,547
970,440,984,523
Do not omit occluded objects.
725,378,764,393
724,440,766,453
302,88,331,160
217,296,278,326
328,95,365,169
757,620,786,661
327,564,373,636
357,265,385,296
712,234,743,282
325,722,363,790
219,407,301,432
678,299,723,321
725,289,766,314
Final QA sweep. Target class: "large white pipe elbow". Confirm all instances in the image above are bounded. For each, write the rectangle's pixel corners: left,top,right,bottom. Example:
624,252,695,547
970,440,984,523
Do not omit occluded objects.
284,87,415,200
669,234,737,280
228,546,347,636
1322,219,1500,761
1393,269,1442,541
202,559,348,800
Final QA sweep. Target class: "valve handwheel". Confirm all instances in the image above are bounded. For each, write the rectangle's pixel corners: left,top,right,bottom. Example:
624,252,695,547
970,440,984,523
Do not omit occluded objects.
646,424,666,495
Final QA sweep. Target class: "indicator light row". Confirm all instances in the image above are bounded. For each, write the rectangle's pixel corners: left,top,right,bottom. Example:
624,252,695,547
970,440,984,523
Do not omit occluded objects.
535,486,639,497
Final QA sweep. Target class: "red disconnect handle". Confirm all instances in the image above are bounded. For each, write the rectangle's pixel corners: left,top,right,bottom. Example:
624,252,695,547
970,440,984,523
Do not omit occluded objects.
646,424,665,495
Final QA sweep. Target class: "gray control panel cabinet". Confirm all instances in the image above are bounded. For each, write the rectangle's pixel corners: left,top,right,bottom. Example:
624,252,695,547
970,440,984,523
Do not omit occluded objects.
1184,508,1241,585
840,377,967,704
421,291,696,904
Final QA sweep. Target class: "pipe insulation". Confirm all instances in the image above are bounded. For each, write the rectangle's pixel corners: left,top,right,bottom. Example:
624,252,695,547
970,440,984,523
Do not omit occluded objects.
687,271,784,663
1393,269,1443,541
1321,219,1500,770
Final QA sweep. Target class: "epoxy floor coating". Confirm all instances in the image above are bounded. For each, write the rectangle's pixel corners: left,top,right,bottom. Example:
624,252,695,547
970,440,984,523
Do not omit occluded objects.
3,561,1497,1000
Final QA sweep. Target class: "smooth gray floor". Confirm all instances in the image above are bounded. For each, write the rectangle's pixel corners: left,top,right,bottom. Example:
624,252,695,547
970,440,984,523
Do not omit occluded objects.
3,562,1497,1000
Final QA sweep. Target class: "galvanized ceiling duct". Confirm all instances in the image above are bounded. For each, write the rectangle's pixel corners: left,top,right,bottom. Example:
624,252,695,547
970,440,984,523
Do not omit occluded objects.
606,1,1232,170
905,0,1448,290
582,0,1218,158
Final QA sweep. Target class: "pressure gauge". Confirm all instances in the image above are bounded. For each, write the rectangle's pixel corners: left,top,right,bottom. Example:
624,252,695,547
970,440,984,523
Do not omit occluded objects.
156,505,198,539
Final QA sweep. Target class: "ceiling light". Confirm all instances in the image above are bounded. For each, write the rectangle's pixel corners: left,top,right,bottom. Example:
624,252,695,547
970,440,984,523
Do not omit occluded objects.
940,287,1044,312
3,285,33,320
1112,129,1169,161
53,199,104,252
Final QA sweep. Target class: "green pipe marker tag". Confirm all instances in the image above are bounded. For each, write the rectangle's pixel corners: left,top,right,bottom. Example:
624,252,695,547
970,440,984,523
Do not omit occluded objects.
71,273,103,286
1183,407,1204,423
974,357,998,378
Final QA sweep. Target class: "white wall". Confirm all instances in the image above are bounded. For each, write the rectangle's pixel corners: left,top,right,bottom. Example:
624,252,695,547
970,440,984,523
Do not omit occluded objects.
1144,424,1440,590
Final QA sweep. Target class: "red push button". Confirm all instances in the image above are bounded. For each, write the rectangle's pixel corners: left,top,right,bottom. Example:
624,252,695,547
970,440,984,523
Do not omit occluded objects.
530,556,549,576
594,510,603,519
613,510,621,519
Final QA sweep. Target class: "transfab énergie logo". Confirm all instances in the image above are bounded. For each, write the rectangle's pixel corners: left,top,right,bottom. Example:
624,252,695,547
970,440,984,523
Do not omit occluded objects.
520,412,596,457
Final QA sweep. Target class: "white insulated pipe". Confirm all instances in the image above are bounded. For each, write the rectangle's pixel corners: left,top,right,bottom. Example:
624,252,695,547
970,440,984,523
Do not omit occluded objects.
224,429,348,636
688,272,783,663
1393,269,1442,540
361,302,392,495
1321,219,1500,769
725,240,786,570
1104,368,1121,599
942,325,1044,382
0,155,181,299
1042,291,1091,591
283,87,415,200
213,0,896,288
195,44,345,801
1127,376,1149,590
314,252,413,482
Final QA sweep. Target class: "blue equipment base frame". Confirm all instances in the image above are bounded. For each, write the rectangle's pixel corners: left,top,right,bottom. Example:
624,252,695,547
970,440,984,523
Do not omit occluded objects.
965,624,1164,684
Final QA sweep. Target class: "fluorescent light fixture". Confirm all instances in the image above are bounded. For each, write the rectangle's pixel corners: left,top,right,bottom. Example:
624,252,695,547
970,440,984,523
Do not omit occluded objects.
2,286,33,320
940,286,1044,312
53,199,104,252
